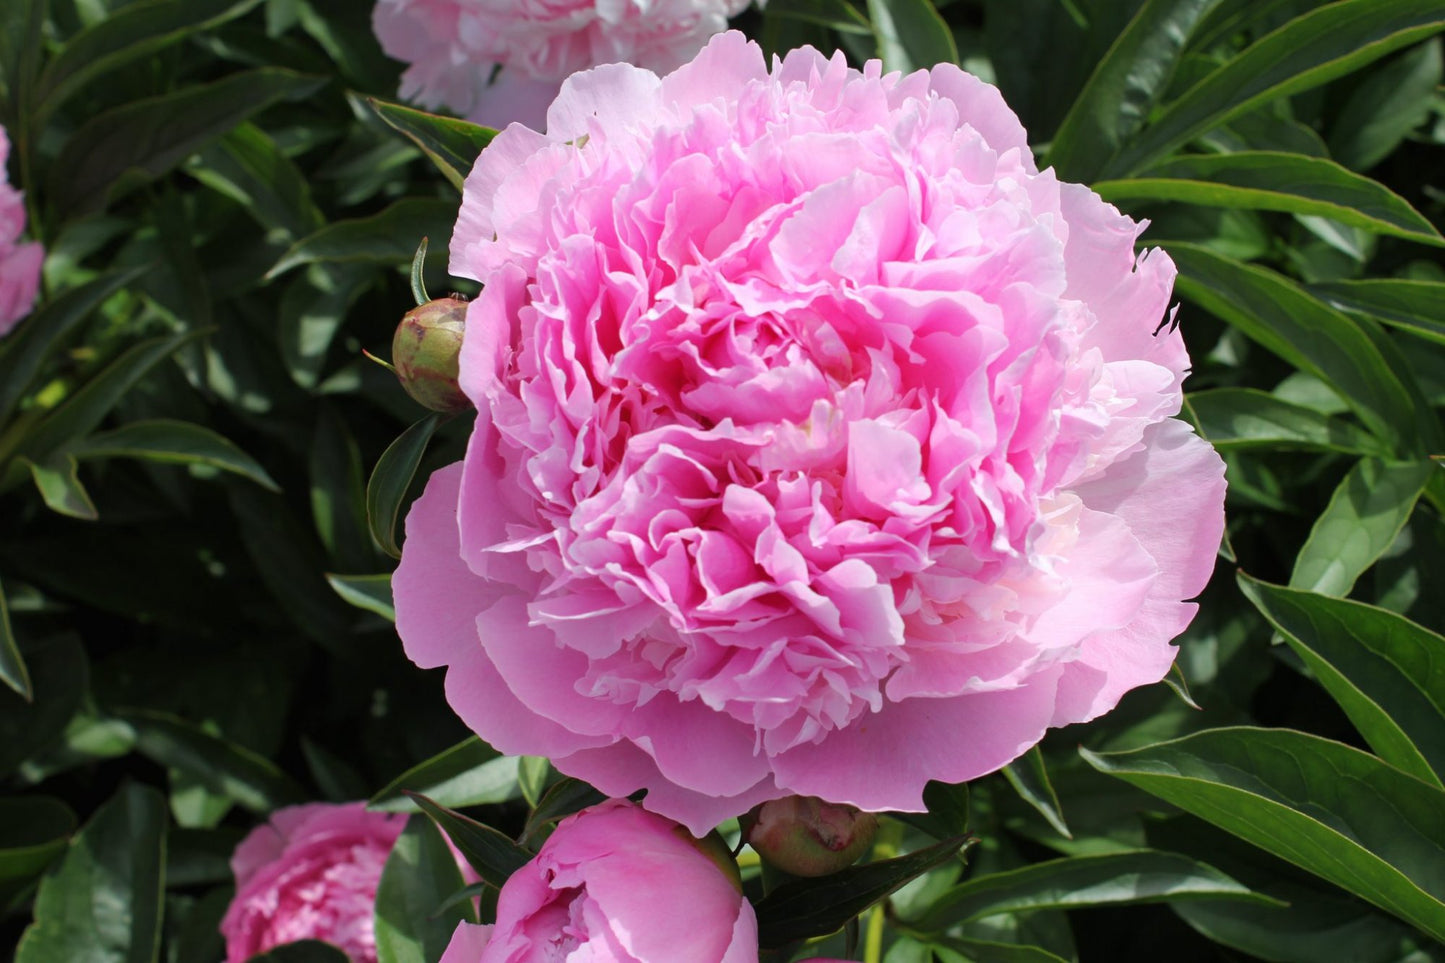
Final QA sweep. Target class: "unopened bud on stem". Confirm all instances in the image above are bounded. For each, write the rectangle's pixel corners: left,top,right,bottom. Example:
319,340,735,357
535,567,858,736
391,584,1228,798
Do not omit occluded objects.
392,297,470,412
742,796,878,877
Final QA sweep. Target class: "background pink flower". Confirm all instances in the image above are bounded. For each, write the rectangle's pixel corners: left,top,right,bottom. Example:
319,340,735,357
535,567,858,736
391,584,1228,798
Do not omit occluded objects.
372,0,753,130
394,32,1226,835
0,126,43,336
220,802,406,963
438,799,756,962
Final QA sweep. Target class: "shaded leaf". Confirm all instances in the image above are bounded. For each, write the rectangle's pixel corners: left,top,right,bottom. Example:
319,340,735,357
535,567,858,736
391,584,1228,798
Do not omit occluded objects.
268,198,456,279
1329,38,1443,171
367,413,442,558
1240,573,1445,787
370,737,523,813
369,99,497,193
0,635,87,778
374,815,473,963
325,573,395,621
1312,278,1445,347
0,796,76,891
247,941,351,963
519,778,608,845
1184,387,1380,454
1003,747,1070,839
1105,0,1445,176
866,0,957,74
406,792,532,890
64,419,280,491
1082,727,1445,942
1289,458,1432,597
22,454,98,520
756,836,966,946
15,783,167,963
0,576,27,699
1095,152,1443,246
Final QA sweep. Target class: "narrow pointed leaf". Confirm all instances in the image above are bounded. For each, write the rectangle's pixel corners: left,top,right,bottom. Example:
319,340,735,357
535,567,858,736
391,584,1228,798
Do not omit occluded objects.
936,939,1069,963
1312,278,1445,347
373,815,473,963
1289,458,1432,597
1095,152,1443,246
366,413,442,558
1105,0,1445,176
405,792,532,889
64,419,280,491
0,796,75,892
369,100,497,193
1240,574,1445,786
1184,388,1380,454
15,783,167,963
915,850,1273,932
756,836,966,946
1081,727,1445,942
22,454,98,520
0,577,28,700
370,737,523,812
325,573,395,621
865,0,957,74
1003,747,1070,839
1047,0,1225,180
267,198,456,279
1168,243,1418,454
519,778,608,845
1329,37,1443,171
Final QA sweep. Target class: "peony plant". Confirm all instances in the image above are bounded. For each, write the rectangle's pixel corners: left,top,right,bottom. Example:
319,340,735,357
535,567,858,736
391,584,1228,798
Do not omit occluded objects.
392,31,1227,834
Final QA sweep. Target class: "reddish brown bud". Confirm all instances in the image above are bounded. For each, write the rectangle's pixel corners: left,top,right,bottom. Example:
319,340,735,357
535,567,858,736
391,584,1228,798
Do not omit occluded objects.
742,796,878,877
392,297,470,412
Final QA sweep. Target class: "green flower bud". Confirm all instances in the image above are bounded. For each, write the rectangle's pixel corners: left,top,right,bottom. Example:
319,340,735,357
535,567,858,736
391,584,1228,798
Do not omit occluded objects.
392,297,470,412
742,796,878,877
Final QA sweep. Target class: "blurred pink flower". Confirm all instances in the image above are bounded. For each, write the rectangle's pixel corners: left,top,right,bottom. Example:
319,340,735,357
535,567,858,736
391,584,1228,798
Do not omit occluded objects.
371,0,752,130
394,32,1226,834
438,799,755,962
220,803,406,963
0,126,42,336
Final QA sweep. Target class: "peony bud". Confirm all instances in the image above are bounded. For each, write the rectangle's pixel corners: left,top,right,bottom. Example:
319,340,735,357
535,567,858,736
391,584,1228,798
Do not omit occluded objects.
392,297,470,412
742,795,878,877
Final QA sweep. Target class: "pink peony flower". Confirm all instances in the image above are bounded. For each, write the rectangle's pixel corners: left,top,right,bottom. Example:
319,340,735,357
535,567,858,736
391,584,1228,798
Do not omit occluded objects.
438,799,756,962
0,126,42,336
372,0,753,130
394,32,1227,835
220,803,406,963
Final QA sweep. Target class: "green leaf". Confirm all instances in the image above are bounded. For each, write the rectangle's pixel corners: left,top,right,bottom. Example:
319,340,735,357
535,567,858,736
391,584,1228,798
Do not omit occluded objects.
1105,0,1445,177
1046,0,1226,181
0,796,76,891
22,454,98,520
0,635,87,778
0,576,28,699
1329,38,1443,171
1094,152,1443,247
1003,747,1070,839
278,263,371,390
374,815,473,963
0,0,44,118
325,573,395,621
366,413,442,558
0,268,146,427
64,419,279,491
370,737,524,813
369,99,497,193
1239,574,1445,787
895,780,970,841
756,0,874,37
50,68,326,218
1184,388,1380,454
310,404,373,571
16,329,207,465
1081,727,1445,942
15,783,167,963
267,198,457,280
120,709,306,814
1289,458,1433,597
1311,278,1445,347
519,778,608,845
914,850,1274,932
34,0,267,120
518,756,551,809
935,938,1070,963
405,792,532,890
865,0,958,74
190,123,325,240
1168,243,1419,455
247,941,352,963
755,836,966,946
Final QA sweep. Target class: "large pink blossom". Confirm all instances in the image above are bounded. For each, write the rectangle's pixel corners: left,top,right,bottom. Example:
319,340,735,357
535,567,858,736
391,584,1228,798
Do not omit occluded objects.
394,32,1227,834
0,126,42,336
438,799,756,962
220,803,406,963
372,0,752,130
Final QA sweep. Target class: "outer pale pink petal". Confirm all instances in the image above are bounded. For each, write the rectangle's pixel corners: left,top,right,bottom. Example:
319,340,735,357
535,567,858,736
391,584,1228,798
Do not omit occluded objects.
771,670,1064,812
394,463,481,670
546,62,665,142
926,63,1031,160
1074,419,1226,601
623,695,773,797
452,135,551,277
660,31,768,110
719,905,760,963
440,922,494,963
466,71,563,132
1050,598,1196,726
228,822,285,890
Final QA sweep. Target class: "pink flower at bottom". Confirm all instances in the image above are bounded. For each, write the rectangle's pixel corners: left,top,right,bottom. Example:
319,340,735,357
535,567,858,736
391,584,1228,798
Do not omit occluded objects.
439,799,756,962
394,32,1227,836
220,803,407,963
0,126,42,336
